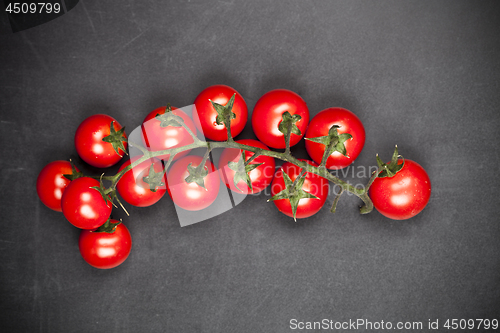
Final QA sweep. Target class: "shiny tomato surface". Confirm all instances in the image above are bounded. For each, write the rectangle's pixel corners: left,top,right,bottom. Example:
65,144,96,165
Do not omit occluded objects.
369,159,431,220
251,89,309,149
270,160,329,219
61,177,112,229
193,85,247,141
167,155,220,211
141,106,197,161
79,221,132,269
37,160,78,212
116,156,167,207
305,107,365,170
218,139,275,194
75,114,127,168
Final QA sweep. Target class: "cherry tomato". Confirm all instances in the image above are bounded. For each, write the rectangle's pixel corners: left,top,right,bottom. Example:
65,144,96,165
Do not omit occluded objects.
166,155,220,211
305,107,365,170
75,114,128,168
251,89,309,149
116,156,167,207
218,139,275,194
36,160,79,212
193,85,248,141
61,177,112,229
79,220,132,269
270,160,329,219
141,106,197,161
369,159,431,220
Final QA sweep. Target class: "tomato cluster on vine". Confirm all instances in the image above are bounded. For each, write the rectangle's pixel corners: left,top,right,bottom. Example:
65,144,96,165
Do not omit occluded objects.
37,84,431,269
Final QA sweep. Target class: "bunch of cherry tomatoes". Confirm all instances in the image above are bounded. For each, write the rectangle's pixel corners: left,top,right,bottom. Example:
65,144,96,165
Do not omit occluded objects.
36,85,431,269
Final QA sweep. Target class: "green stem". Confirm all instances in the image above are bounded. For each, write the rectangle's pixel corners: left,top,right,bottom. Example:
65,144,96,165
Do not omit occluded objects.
80,127,376,215
330,188,343,213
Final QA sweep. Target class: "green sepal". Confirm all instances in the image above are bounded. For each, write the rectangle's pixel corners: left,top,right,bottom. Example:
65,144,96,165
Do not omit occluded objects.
62,159,84,181
268,169,318,221
305,125,353,158
227,151,263,193
93,218,121,233
90,177,111,207
278,111,302,137
211,94,236,127
142,163,165,192
102,121,128,157
155,104,184,128
376,145,405,178
184,162,209,189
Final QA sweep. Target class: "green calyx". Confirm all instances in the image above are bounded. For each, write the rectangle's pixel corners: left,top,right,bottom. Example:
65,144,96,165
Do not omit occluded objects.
155,104,185,128
63,159,84,181
376,145,405,178
102,121,128,157
90,176,112,207
227,151,263,193
211,94,236,128
184,162,209,189
268,169,318,222
93,218,121,233
278,111,302,137
142,163,165,192
305,125,352,160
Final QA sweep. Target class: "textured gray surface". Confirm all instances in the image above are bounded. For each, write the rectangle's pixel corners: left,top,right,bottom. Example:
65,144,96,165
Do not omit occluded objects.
1,0,499,332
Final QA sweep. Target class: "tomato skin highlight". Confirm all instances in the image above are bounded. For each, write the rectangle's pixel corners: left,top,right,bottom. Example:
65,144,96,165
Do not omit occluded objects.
270,160,329,219
61,177,112,229
218,139,276,194
79,221,132,269
305,107,365,170
36,160,79,212
141,106,197,161
193,85,248,141
75,114,127,168
166,155,221,211
116,157,167,207
369,159,431,220
251,89,309,149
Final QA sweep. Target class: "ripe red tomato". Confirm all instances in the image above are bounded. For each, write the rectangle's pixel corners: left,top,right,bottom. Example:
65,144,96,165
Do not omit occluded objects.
369,159,431,220
36,160,79,212
79,220,132,269
251,89,309,149
61,177,112,229
305,107,365,170
166,155,220,211
218,139,276,194
116,156,167,207
270,160,329,219
75,114,128,168
193,85,248,141
141,106,197,161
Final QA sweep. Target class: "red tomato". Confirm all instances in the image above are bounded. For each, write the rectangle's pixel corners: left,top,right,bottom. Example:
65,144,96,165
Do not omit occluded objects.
61,177,112,229
141,106,197,161
369,159,431,220
79,220,132,269
218,139,275,194
75,114,128,168
193,85,248,141
270,160,329,219
116,156,167,207
166,155,220,211
36,160,79,212
305,107,365,170
251,89,309,149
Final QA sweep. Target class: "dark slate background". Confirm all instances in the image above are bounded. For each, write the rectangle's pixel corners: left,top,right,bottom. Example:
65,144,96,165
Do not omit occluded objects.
1,1,499,332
